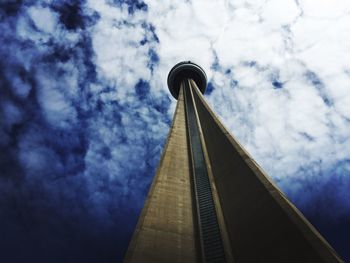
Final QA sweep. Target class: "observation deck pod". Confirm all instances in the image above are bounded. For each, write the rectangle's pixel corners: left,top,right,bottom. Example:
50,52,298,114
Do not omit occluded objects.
167,61,207,99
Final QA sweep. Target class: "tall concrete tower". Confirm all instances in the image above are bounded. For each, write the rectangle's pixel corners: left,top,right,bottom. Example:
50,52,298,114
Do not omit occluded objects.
124,62,343,263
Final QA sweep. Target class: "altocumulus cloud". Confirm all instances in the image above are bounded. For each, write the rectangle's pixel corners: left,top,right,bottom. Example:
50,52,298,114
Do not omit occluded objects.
0,0,350,262
1,0,168,262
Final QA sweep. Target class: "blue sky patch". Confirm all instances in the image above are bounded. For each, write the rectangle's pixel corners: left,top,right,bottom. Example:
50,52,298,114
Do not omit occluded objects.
135,79,150,100
272,80,283,89
304,70,332,106
206,82,215,95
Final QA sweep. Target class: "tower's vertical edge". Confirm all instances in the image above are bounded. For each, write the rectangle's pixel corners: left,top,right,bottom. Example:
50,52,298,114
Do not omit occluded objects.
124,87,197,263
189,79,343,263
187,79,235,263
183,79,227,262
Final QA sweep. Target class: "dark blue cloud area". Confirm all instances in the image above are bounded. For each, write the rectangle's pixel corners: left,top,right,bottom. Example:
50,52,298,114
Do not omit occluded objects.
277,159,350,261
0,1,168,262
206,82,215,95
107,0,148,14
0,1,349,263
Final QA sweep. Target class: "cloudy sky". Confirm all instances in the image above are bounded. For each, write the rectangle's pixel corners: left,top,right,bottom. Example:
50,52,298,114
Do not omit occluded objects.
1,0,350,262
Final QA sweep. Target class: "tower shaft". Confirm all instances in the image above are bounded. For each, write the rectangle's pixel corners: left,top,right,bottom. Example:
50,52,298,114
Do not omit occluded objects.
124,85,198,263
189,79,341,262
124,62,343,262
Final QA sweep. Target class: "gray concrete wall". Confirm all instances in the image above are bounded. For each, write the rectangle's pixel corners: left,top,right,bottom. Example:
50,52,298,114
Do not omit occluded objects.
124,87,198,263
191,80,343,263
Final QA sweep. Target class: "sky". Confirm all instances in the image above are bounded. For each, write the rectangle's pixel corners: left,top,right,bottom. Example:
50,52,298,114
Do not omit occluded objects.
0,0,349,262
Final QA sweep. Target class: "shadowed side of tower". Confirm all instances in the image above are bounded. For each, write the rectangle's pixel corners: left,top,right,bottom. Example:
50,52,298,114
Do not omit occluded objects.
124,62,343,263
189,79,343,263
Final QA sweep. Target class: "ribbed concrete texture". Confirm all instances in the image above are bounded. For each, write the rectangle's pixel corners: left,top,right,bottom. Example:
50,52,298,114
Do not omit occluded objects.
124,87,198,263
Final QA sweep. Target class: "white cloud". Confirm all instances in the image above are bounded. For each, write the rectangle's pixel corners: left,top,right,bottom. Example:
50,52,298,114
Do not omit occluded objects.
90,1,151,93
299,0,350,18
27,6,58,34
139,0,350,190
35,67,78,129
